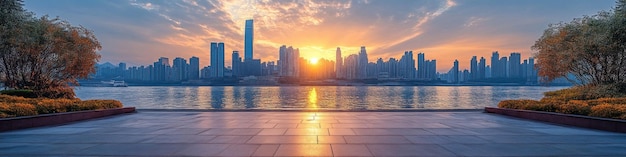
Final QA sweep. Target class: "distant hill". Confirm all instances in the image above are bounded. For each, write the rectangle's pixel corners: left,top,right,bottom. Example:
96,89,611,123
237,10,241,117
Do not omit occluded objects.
97,62,117,69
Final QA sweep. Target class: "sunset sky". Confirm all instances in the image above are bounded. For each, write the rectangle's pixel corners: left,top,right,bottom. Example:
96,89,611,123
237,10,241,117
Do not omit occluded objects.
25,0,614,72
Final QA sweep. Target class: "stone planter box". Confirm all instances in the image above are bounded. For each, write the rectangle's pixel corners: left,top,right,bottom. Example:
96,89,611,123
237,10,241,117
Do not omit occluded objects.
0,107,135,132
485,107,626,133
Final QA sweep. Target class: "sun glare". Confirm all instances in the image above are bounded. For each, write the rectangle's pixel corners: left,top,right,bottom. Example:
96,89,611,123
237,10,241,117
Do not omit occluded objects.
309,58,319,64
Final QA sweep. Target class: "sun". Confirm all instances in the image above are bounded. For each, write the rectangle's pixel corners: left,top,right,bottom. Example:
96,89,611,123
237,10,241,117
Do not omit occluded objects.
309,58,319,64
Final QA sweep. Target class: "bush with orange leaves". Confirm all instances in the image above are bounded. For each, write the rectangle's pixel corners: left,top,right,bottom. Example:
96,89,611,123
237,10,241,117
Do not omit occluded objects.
0,95,123,118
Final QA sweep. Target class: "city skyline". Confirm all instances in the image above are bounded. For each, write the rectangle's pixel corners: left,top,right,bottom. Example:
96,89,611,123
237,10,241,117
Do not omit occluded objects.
24,0,614,72
96,49,536,85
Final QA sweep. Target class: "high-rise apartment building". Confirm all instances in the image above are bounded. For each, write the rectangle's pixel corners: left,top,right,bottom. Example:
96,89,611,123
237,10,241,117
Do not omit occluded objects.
279,45,300,77
232,51,241,77
500,56,508,77
478,57,486,79
357,46,368,79
188,56,199,80
398,51,415,79
417,52,425,79
172,57,187,81
490,51,500,78
453,59,459,83
335,47,343,79
210,42,225,78
344,54,359,79
470,56,477,80
426,59,437,80
509,52,521,78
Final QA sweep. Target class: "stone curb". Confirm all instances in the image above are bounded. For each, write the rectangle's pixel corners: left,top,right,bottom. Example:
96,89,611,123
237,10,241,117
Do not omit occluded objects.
484,107,626,133
0,107,135,132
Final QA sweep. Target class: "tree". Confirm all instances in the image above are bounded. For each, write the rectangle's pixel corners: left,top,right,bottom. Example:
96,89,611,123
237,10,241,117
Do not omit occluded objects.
0,0,101,98
532,1,626,86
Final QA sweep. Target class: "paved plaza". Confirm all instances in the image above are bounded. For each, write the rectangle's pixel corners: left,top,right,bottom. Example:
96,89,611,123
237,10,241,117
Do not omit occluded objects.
1,111,626,156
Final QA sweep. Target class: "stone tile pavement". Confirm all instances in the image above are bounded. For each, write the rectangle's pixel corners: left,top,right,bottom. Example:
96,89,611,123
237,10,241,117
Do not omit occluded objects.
1,111,626,156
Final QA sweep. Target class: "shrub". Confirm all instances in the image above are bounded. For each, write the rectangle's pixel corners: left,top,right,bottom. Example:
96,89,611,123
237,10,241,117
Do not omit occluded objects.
69,100,123,111
0,94,43,104
0,102,38,118
543,84,626,102
587,97,626,106
498,100,541,109
34,87,76,99
0,95,123,118
589,104,626,119
543,86,587,102
0,90,37,98
557,100,591,115
35,99,79,114
0,103,9,118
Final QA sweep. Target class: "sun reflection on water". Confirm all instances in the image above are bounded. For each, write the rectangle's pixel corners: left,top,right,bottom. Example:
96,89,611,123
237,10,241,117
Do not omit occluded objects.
308,87,318,109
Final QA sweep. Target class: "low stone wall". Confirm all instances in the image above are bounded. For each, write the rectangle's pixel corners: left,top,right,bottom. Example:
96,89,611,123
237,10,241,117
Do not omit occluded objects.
485,107,626,133
0,107,135,132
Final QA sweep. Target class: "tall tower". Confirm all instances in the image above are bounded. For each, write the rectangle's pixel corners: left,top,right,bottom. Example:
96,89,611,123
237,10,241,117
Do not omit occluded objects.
244,19,254,61
509,52,521,78
232,51,241,77
189,56,199,80
417,53,425,79
335,47,342,79
453,59,459,83
478,57,486,79
173,57,187,81
210,42,225,78
470,56,477,80
358,46,368,79
490,51,500,78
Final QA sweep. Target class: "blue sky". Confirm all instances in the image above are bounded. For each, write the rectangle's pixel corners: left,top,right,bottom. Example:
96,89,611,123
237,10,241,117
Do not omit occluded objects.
24,0,615,71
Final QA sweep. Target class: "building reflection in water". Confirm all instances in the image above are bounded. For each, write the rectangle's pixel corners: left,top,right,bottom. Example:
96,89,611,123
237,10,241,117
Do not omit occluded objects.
402,86,415,108
210,87,225,109
244,87,257,109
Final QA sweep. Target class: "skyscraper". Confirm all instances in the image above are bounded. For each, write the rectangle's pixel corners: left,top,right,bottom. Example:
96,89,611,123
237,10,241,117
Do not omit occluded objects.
528,57,537,83
470,56,477,80
189,56,199,80
232,51,241,77
153,57,170,81
357,46,368,79
388,58,398,78
335,47,343,79
279,45,300,77
173,57,187,81
345,54,359,79
244,19,254,61
453,59,459,83
478,57,486,79
417,53,425,79
428,60,437,80
509,52,521,78
490,51,500,78
210,42,225,78
500,56,508,77
399,51,415,79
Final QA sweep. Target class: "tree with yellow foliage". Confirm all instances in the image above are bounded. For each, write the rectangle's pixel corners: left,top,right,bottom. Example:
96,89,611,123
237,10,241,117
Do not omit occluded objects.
532,0,626,86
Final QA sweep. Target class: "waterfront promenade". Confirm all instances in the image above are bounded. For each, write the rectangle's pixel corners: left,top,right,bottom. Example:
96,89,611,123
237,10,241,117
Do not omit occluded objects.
1,111,625,156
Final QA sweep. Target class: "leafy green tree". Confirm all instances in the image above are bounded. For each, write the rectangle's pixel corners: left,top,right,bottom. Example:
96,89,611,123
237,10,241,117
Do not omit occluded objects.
0,0,101,98
532,0,626,86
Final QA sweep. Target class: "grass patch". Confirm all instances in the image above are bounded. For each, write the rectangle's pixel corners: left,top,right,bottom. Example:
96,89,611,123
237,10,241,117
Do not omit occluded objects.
0,95,123,118
498,84,626,120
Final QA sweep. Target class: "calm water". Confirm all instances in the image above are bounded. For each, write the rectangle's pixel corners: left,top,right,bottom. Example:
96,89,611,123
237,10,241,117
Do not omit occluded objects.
75,86,567,110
